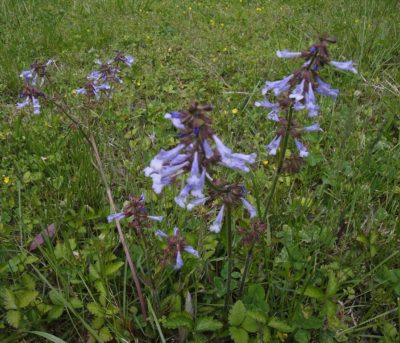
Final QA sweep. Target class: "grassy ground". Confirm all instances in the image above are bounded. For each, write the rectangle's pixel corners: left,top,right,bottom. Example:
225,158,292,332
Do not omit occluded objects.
0,0,399,342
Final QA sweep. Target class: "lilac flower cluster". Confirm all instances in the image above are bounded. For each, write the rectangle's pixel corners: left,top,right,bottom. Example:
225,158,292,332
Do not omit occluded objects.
256,36,357,157
108,194,163,229
156,227,199,269
75,52,134,100
16,60,54,115
144,103,256,211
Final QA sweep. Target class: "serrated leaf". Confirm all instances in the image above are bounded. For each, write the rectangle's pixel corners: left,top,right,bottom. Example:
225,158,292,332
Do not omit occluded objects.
47,305,64,320
241,316,258,333
21,273,36,290
99,327,113,342
162,312,193,330
268,317,294,333
87,302,105,318
195,317,223,332
3,289,17,310
49,290,64,306
229,326,249,343
229,300,246,326
262,327,271,342
247,310,267,324
70,297,83,309
303,286,325,299
104,261,124,276
326,271,339,297
294,329,311,343
6,310,21,328
17,290,38,308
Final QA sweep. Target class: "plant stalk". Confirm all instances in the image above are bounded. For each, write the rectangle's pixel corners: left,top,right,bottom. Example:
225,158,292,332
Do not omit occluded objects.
224,205,233,310
89,133,148,319
238,107,294,296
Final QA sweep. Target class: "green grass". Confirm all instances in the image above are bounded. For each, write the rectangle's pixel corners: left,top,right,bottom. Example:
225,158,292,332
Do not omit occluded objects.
1,0,399,342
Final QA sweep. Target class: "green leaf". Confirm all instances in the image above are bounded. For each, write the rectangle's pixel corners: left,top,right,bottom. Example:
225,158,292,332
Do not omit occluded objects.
87,302,105,318
17,290,38,308
247,310,267,324
49,290,64,306
98,327,113,342
70,297,83,309
162,312,193,330
6,310,21,328
29,331,68,343
303,286,325,299
3,288,17,310
302,317,323,330
229,326,249,343
294,329,311,343
104,261,124,276
241,316,258,333
195,317,223,332
47,305,64,320
326,271,339,297
229,300,246,326
268,317,294,333
21,273,36,290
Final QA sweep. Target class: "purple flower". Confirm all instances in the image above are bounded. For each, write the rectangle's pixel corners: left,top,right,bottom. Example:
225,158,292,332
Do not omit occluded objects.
147,215,164,222
16,96,41,115
240,198,257,218
210,205,225,233
255,99,281,121
289,79,305,102
164,112,185,129
107,212,126,223
276,50,302,58
294,139,309,157
302,123,322,132
156,227,199,270
202,139,214,159
262,75,293,96
330,60,357,74
213,135,257,172
315,77,339,99
266,135,282,155
122,55,135,67
305,83,320,117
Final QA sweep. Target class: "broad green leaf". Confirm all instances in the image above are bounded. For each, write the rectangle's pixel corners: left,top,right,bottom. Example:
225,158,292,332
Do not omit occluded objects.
6,310,21,328
229,300,246,326
3,288,17,310
105,261,124,276
17,290,38,308
303,286,325,299
229,326,249,343
241,316,258,333
47,305,64,320
247,310,267,324
195,317,223,332
70,297,83,309
21,273,36,290
326,271,339,297
162,312,193,330
49,290,64,306
87,302,105,318
98,327,113,342
294,329,311,343
302,317,323,330
268,317,294,333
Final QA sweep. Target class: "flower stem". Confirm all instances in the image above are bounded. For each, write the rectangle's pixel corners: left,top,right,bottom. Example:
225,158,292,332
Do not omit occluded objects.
238,107,294,296
224,204,233,310
89,133,148,320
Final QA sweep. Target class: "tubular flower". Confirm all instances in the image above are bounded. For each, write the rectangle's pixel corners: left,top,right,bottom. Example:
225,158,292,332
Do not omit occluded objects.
144,103,256,209
20,59,54,87
107,194,163,232
156,227,199,270
255,35,357,157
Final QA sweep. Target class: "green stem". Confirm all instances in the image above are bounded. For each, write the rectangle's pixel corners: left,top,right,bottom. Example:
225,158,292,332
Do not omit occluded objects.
238,107,294,296
224,205,233,310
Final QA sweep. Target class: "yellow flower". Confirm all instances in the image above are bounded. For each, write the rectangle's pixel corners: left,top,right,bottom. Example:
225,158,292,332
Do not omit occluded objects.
263,160,269,166
256,7,263,12
71,89,76,95
231,108,239,114
3,176,10,184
